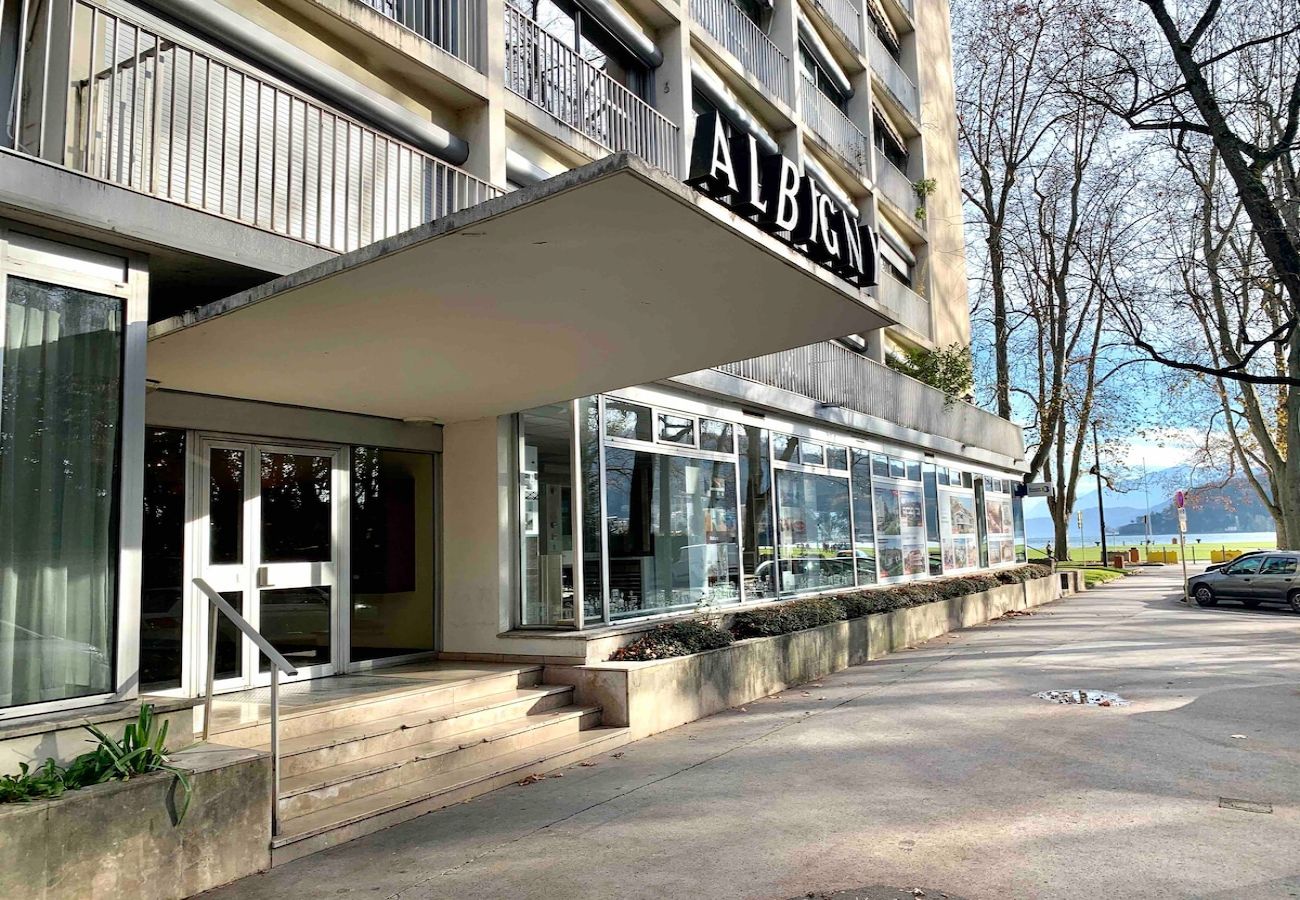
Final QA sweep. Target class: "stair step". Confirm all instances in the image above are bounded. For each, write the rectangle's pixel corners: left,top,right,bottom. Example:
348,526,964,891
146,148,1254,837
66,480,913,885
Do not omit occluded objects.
271,726,631,866
279,706,603,818
278,685,575,777
215,666,543,748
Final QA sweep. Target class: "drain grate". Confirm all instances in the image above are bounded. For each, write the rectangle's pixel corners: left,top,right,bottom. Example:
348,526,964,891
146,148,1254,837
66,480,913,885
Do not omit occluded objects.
1219,797,1273,814
1034,690,1129,707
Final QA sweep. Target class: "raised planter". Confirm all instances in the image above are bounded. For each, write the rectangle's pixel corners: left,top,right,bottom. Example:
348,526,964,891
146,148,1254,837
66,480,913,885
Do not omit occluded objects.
0,744,271,900
546,574,1062,739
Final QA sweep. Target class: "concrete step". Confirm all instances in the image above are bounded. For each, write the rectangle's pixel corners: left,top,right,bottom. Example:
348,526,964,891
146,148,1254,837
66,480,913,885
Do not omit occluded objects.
215,666,543,749
279,705,602,819
271,725,632,866
278,685,576,777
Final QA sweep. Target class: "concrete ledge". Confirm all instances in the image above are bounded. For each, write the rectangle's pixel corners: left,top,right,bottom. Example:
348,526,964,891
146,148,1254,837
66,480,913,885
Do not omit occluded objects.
0,743,270,899
545,575,1060,739
0,697,199,773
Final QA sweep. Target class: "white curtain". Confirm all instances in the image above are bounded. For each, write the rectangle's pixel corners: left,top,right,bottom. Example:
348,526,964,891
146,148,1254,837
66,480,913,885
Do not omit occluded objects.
0,276,121,709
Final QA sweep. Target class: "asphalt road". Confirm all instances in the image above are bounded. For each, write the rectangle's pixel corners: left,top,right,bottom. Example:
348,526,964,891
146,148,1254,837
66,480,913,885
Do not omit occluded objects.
211,567,1300,900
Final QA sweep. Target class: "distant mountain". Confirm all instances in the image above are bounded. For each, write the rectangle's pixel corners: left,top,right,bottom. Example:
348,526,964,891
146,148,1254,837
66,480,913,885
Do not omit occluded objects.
1115,475,1274,536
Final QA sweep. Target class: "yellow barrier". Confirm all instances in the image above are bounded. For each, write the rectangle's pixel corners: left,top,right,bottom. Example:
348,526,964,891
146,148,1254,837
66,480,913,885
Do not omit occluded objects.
1148,550,1179,563
1209,549,1242,563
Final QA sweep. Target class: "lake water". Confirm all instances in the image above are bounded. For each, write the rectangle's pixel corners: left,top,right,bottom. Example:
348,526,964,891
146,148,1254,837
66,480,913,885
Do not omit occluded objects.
1028,531,1277,551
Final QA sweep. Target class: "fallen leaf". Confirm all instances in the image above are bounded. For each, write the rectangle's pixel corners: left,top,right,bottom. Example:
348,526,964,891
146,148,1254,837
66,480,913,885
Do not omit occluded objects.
516,773,547,786
578,761,598,767
1231,734,1248,740
611,752,625,759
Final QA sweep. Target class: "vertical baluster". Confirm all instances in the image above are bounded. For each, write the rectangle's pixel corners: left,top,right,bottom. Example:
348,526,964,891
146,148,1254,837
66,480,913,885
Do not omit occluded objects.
83,7,98,174
11,0,30,154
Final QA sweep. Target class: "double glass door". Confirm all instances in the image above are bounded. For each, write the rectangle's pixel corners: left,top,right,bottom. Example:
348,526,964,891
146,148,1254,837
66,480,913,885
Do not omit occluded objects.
200,438,343,690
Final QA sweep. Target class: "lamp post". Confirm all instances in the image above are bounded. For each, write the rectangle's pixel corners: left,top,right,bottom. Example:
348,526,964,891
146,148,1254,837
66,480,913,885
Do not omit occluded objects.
1091,421,1108,566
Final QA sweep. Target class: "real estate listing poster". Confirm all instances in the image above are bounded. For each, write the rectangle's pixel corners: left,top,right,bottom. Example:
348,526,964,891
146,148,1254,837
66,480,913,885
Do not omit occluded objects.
939,490,979,572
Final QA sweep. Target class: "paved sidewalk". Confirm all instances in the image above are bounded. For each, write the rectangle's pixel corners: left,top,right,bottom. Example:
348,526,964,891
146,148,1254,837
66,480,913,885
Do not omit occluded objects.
210,569,1300,900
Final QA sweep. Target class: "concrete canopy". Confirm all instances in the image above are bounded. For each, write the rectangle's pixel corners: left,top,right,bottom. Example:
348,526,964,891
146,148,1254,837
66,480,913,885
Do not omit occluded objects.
147,153,892,423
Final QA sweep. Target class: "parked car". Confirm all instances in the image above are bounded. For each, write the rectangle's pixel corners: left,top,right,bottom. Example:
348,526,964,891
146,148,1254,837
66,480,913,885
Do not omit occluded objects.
1188,551,1300,611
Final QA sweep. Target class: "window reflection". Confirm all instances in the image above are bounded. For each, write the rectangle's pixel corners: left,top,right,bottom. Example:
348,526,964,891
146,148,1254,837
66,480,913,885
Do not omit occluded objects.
604,447,739,618
775,470,854,594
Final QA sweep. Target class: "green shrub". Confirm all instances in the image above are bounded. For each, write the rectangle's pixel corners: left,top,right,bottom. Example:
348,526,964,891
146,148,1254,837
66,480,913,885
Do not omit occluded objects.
0,704,192,821
609,620,735,661
731,597,845,639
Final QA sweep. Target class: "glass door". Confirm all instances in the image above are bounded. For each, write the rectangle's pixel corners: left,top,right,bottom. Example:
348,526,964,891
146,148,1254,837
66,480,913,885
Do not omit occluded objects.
196,438,342,691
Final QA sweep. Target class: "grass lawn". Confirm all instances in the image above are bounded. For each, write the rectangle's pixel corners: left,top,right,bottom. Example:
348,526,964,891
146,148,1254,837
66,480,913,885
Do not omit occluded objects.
1028,539,1274,565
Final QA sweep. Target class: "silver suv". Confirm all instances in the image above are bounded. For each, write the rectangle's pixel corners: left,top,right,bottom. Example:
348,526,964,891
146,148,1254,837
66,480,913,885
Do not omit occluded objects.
1188,551,1300,612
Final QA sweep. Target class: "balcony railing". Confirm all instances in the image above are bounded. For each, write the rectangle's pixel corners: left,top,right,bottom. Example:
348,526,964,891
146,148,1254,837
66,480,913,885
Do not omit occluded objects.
799,76,868,176
867,30,919,119
504,3,680,176
716,343,1024,458
875,272,930,337
874,148,921,222
4,0,501,255
689,0,793,107
809,0,862,55
358,0,483,70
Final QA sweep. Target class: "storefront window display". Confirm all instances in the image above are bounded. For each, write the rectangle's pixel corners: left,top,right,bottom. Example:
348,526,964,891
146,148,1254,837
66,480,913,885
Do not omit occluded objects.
774,465,853,595
937,469,980,573
984,479,1017,565
739,426,777,599
871,453,928,580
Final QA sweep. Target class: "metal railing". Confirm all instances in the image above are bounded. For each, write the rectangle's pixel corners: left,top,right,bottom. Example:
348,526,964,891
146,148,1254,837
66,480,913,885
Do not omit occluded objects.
874,272,930,337
689,0,793,107
503,2,680,175
716,343,1025,458
867,29,919,119
4,0,501,255
358,0,483,70
799,75,868,176
809,0,862,54
194,578,297,838
874,147,921,221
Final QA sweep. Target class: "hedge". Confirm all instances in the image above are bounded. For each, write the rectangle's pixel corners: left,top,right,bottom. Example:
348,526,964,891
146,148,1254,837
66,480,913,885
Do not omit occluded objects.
609,563,1052,661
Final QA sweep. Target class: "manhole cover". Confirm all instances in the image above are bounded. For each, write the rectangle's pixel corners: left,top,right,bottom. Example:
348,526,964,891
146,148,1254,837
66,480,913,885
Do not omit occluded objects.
1034,689,1129,706
1220,797,1273,814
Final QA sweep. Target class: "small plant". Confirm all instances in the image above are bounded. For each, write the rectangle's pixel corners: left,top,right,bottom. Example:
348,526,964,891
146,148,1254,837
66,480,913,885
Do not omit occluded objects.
0,704,192,822
912,177,937,221
886,342,974,406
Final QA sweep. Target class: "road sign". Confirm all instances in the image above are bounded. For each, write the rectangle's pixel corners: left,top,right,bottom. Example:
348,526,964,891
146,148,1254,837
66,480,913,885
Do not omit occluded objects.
1178,507,1188,533
1076,510,1083,529
1026,482,1053,498
1175,490,1186,509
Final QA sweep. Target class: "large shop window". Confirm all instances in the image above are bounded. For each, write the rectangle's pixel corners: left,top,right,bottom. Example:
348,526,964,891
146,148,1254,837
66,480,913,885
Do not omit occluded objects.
350,448,436,660
141,428,187,691
519,403,577,626
604,447,740,618
983,480,1017,566
936,467,980,573
739,426,776,599
870,453,927,580
775,469,853,595
0,277,122,710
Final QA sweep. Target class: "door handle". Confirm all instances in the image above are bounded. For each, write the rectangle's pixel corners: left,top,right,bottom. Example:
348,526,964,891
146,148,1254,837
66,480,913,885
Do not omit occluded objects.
257,566,271,587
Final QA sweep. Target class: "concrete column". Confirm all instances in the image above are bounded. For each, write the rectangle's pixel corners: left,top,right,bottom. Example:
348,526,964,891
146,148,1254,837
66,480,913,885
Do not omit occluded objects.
657,17,693,176
770,0,799,114
465,0,508,185
440,415,517,655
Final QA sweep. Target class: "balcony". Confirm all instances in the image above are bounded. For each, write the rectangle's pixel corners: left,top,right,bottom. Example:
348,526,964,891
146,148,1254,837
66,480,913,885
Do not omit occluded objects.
867,29,919,120
874,148,922,223
807,0,862,55
3,0,500,256
799,76,869,176
358,0,483,69
504,3,680,176
715,342,1024,459
689,0,793,108
874,272,929,338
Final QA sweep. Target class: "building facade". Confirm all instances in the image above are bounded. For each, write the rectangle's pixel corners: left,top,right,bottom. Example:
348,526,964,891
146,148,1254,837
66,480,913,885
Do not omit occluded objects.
0,0,1027,866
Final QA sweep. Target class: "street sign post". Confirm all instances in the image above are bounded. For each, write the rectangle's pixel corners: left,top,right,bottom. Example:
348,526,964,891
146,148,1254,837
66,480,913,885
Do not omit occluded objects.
1076,510,1084,563
1025,483,1053,498
1176,492,1189,602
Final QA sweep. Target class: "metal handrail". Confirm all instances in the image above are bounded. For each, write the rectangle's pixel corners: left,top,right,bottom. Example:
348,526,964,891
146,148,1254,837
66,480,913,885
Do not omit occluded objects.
809,0,862,54
867,28,919,118
503,2,681,176
798,74,869,176
4,0,501,256
193,577,297,837
357,0,483,70
688,0,793,107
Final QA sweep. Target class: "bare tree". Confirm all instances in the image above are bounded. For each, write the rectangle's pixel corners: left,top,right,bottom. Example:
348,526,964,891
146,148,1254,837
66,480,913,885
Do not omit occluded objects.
1083,0,1300,386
